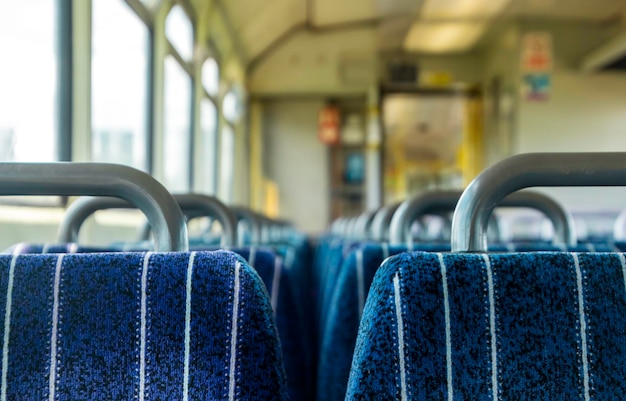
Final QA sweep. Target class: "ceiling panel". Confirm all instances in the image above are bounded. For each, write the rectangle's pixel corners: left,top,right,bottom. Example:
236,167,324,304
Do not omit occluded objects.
217,0,626,65
313,0,378,26
506,0,626,21
222,0,272,30
238,0,306,60
375,0,424,17
377,16,414,51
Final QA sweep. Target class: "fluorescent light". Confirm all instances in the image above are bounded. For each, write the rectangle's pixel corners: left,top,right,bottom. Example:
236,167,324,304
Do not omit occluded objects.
404,22,486,53
403,0,511,53
421,0,510,19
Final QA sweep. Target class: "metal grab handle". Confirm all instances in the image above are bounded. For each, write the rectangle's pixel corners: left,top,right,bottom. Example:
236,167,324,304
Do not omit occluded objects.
231,206,262,246
353,210,378,240
0,163,187,252
59,193,235,248
390,189,575,248
452,152,626,252
330,217,345,235
370,203,401,242
264,217,293,244
137,202,236,244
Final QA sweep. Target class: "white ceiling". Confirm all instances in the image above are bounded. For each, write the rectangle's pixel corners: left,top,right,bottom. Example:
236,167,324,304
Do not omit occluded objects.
215,0,626,64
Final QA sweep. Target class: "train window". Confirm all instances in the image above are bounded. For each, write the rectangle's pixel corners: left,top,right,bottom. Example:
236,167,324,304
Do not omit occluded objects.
163,55,192,192
165,4,193,61
202,58,220,97
91,0,149,170
138,0,159,7
219,125,235,201
198,99,218,194
0,0,58,162
223,91,239,123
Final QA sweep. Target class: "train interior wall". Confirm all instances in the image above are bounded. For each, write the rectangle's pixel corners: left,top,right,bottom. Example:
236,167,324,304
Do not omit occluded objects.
261,99,331,234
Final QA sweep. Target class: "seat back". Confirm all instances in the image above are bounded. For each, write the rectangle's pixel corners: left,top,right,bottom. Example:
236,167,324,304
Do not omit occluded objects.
0,250,288,400
229,247,314,401
347,251,626,399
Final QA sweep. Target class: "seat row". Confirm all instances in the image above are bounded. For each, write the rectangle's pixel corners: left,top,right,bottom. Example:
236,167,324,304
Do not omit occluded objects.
4,152,626,400
316,152,626,400
0,162,311,400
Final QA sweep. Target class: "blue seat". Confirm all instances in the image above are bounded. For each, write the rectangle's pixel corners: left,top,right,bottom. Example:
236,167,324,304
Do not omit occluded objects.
0,250,289,400
313,236,618,401
230,247,314,401
5,242,312,400
316,243,453,401
347,251,626,400
317,243,401,401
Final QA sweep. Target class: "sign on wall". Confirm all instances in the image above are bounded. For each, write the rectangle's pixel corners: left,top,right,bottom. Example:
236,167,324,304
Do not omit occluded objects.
318,105,340,145
521,32,553,101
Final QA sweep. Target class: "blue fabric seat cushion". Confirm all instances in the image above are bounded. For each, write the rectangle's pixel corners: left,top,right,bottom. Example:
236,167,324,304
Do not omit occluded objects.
0,250,288,400
347,251,626,400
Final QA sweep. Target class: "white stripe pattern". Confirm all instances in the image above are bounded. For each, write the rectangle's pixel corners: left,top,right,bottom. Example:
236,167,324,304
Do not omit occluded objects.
481,254,499,401
572,253,591,401
270,257,282,316
393,273,408,401
438,253,454,401
228,261,242,401
183,252,196,401
49,255,64,401
356,249,365,318
139,252,152,401
1,254,19,401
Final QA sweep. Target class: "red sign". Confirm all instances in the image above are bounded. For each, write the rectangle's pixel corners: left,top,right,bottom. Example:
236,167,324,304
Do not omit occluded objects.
521,32,553,72
318,106,340,145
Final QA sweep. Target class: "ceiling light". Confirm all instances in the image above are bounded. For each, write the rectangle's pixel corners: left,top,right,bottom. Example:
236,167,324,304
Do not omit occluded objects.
404,22,485,53
421,0,511,20
403,0,511,53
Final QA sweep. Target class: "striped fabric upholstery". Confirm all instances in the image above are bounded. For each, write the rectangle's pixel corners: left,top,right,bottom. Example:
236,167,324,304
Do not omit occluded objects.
317,243,453,401
347,251,626,400
231,247,314,401
317,243,400,401
0,250,288,400
5,243,312,400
